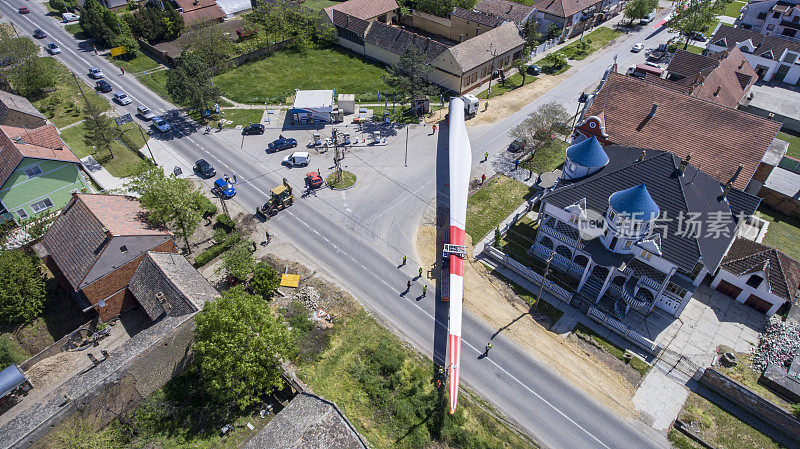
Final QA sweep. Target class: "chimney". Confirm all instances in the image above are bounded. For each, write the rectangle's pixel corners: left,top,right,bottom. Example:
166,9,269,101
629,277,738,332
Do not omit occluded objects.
637,149,646,161
739,60,745,69
678,153,692,176
729,163,744,185
714,86,721,96
648,103,658,117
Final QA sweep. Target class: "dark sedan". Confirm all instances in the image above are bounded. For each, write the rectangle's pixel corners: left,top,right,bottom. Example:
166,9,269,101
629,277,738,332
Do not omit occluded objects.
194,159,216,178
527,64,541,75
267,136,298,153
242,123,265,135
95,80,112,93
33,29,47,39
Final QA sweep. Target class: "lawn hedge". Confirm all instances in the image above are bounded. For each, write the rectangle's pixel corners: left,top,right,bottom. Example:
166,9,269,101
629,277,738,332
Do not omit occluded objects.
194,232,241,267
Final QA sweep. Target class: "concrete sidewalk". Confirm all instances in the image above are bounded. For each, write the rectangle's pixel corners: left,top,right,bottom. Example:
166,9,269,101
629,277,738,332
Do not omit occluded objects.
80,155,127,192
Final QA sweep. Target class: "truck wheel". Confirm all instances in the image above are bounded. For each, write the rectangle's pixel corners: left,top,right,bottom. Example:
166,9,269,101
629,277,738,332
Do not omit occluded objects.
269,209,278,216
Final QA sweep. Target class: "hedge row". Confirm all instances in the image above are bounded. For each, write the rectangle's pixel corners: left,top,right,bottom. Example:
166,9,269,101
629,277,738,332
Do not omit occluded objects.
193,232,241,267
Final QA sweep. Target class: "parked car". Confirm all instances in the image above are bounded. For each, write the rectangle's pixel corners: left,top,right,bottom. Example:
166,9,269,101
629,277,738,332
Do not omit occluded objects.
508,138,526,153
267,135,298,153
631,42,645,53
194,159,216,178
305,171,323,189
136,106,155,120
61,12,80,22
113,92,132,105
526,64,541,75
33,29,47,39
283,151,309,167
152,116,171,133
242,123,265,135
640,11,656,24
212,178,235,199
687,31,708,42
88,67,104,79
95,80,112,93
46,43,61,55
18,7,29,14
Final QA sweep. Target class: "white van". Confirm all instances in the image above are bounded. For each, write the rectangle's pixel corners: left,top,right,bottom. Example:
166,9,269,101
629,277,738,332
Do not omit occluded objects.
62,12,80,23
640,11,656,24
283,151,309,167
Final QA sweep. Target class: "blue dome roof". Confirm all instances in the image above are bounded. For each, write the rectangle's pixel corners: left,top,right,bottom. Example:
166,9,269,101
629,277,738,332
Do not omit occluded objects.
566,136,609,167
609,184,660,220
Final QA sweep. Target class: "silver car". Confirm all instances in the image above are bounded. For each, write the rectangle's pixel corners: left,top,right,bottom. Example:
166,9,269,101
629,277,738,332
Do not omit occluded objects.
114,92,132,105
137,106,155,120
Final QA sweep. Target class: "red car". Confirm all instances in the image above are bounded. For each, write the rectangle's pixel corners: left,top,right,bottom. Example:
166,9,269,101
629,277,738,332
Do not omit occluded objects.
305,172,323,189
18,7,29,13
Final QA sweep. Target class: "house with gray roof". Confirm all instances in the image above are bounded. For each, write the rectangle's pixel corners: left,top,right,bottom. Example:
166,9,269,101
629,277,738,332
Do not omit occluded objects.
0,90,46,129
244,393,368,449
41,193,177,322
534,142,760,318
475,0,536,28
128,251,217,321
707,23,800,83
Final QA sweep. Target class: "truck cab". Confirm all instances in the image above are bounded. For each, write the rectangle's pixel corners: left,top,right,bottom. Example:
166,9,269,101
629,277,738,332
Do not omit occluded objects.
461,94,480,117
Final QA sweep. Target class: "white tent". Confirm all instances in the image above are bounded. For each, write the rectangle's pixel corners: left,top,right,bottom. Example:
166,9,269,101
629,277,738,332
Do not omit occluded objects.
291,90,334,124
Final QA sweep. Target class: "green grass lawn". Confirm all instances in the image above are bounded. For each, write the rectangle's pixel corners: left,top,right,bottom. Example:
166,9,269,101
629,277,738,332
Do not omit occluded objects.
573,323,651,376
778,131,800,159
522,139,568,174
326,170,356,189
297,0,339,10
64,23,89,40
107,53,161,74
756,207,800,261
705,20,725,37
466,175,533,242
60,122,150,178
478,72,537,99
296,306,539,449
678,393,783,449
0,333,28,366
716,353,792,412
31,58,111,128
669,42,706,54
136,69,172,102
190,108,264,128
540,59,571,75
214,45,392,104
721,0,746,18
559,28,622,61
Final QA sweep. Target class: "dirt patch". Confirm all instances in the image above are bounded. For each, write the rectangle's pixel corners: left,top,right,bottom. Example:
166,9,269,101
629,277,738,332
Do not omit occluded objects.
414,208,639,419
568,333,642,387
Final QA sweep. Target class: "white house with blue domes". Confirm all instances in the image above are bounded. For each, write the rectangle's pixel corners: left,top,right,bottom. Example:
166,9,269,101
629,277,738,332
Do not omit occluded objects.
532,140,761,318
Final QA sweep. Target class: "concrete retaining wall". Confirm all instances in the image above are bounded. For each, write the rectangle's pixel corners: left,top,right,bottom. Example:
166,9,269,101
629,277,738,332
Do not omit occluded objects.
699,368,800,443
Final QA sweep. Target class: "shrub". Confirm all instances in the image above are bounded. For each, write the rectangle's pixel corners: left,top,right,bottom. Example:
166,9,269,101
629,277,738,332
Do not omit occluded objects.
0,250,46,326
251,261,280,299
212,227,227,244
193,232,241,267
216,213,235,230
793,403,800,418
198,195,217,217
493,227,501,248
0,336,27,367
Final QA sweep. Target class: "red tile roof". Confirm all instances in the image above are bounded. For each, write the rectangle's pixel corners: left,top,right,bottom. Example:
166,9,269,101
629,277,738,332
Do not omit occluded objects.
76,194,170,236
668,48,757,108
577,72,781,189
533,0,601,19
324,0,398,21
0,124,80,187
722,237,800,303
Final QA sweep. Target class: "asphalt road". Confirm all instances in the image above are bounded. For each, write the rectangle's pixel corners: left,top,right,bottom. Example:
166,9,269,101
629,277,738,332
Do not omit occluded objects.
0,3,676,448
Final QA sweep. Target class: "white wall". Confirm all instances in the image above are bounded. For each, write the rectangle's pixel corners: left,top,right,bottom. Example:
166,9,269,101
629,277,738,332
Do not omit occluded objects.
710,268,785,316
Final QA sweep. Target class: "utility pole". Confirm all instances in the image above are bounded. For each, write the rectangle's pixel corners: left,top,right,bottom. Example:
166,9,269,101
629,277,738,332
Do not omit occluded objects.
138,124,156,165
404,125,409,167
534,252,555,311
486,44,497,97
333,128,342,183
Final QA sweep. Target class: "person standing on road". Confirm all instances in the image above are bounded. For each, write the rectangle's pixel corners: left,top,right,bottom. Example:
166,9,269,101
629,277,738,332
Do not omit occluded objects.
422,285,427,297
93,45,98,55
484,342,492,356
402,255,406,266
406,280,412,292
484,151,489,162
218,122,223,132
418,267,423,278
514,159,519,170
481,174,486,184
121,67,125,75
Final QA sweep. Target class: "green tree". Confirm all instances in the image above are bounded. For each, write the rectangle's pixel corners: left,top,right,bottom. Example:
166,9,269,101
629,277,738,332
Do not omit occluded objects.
382,44,435,109
624,0,658,24
540,52,568,74
6,57,55,98
547,23,562,40
521,18,543,50
217,239,255,282
49,0,78,13
513,59,528,87
125,166,206,252
251,261,280,299
166,51,220,112
82,101,119,158
668,0,730,48
79,0,138,54
0,250,46,326
509,102,570,177
414,0,477,17
193,285,292,410
127,5,184,43
185,22,235,74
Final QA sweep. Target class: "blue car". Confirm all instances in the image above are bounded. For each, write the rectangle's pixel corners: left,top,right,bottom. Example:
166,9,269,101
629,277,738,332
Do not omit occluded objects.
152,116,171,133
213,178,235,199
267,135,298,153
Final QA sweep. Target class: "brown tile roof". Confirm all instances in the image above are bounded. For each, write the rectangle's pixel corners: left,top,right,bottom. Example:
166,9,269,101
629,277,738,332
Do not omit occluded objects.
364,21,449,62
42,194,172,290
711,24,800,57
332,9,370,37
174,0,225,24
668,48,757,108
0,124,79,187
447,21,524,72
577,72,781,189
640,74,692,94
475,0,535,26
722,237,800,303
324,0,398,21
533,0,600,19
451,6,504,28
